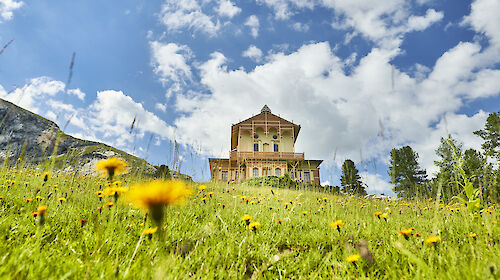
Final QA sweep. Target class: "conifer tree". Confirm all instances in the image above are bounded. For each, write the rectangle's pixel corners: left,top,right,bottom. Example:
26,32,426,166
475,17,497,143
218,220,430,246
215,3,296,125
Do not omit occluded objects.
340,159,366,195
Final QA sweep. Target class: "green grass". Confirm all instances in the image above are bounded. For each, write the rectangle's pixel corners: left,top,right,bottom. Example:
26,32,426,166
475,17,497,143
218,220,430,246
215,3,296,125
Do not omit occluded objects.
0,168,498,279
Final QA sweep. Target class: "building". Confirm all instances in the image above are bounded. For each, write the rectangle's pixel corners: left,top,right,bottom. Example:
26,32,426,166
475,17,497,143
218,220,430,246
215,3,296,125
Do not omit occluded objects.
209,105,322,185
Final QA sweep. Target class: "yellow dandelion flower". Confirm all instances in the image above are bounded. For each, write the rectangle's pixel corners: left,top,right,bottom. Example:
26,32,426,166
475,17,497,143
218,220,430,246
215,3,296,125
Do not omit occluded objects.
106,202,114,207
95,157,128,180
302,211,307,215
380,213,388,221
425,236,441,244
398,227,414,240
469,233,477,239
248,222,261,231
330,220,344,232
124,180,191,224
102,186,128,197
242,214,252,222
374,211,382,218
25,198,32,202
346,254,360,263
37,205,47,214
198,185,207,191
58,197,66,203
141,227,158,235
32,211,39,217
207,192,214,198
42,172,49,182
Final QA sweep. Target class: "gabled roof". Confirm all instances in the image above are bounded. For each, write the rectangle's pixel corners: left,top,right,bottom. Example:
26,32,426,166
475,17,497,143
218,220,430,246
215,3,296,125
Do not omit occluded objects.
231,106,301,150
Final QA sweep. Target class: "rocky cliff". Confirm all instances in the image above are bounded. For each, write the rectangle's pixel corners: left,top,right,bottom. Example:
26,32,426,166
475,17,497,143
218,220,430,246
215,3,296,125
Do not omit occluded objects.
0,98,157,176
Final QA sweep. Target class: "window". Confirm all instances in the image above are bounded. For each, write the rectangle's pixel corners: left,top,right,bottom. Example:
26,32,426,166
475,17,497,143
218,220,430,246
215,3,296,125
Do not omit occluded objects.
254,134,259,139
274,144,279,152
235,171,238,180
304,172,310,182
291,172,295,179
254,143,259,152
275,168,281,176
252,168,259,177
221,171,228,181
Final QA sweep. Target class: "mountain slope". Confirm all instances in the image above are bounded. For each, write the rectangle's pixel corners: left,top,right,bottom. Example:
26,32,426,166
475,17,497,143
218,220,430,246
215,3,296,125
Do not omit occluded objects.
0,98,156,175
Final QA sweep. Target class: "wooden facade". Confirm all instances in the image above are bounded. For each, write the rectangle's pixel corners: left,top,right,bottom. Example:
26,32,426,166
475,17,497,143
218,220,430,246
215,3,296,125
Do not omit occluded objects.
209,105,322,185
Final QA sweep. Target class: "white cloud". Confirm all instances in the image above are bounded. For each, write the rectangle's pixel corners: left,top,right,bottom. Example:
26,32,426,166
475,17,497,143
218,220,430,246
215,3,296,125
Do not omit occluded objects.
245,15,260,38
360,172,394,195
407,9,444,31
150,41,192,84
215,0,241,18
0,76,65,113
170,38,500,176
292,22,309,32
67,88,86,100
0,0,23,22
155,102,167,112
323,0,443,50
88,90,175,147
462,0,500,47
160,0,220,36
242,45,263,62
256,0,315,20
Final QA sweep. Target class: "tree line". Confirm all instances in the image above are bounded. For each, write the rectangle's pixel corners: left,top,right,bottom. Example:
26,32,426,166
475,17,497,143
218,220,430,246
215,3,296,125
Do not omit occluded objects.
338,111,499,203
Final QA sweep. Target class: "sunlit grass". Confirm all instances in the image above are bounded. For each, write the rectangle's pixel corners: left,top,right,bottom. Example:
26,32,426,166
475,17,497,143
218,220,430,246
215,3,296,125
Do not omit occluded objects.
0,167,498,279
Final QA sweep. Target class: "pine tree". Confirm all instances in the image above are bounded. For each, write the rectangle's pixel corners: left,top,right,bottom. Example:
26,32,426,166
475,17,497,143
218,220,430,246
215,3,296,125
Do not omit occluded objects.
388,146,427,199
340,159,366,195
474,110,500,160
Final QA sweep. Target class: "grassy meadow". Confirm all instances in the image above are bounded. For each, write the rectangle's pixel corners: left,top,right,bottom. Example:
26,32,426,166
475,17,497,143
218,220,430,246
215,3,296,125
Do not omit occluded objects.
0,165,498,279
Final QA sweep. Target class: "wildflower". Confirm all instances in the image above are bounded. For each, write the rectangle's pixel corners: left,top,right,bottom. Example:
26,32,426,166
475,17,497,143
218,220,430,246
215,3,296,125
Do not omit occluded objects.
124,180,191,226
425,236,441,245
42,172,49,183
37,205,47,225
201,197,207,203
374,211,382,218
380,213,388,221
35,196,43,201
106,202,114,208
95,157,128,181
469,233,477,239
31,212,39,217
25,198,32,202
242,214,252,225
198,185,207,191
142,227,158,239
102,186,128,201
207,192,214,198
346,254,360,263
398,227,415,240
277,220,283,224
97,206,103,213
270,188,274,195
248,222,261,231
302,211,307,215
58,197,66,203
80,219,87,227
330,220,344,233
414,233,421,237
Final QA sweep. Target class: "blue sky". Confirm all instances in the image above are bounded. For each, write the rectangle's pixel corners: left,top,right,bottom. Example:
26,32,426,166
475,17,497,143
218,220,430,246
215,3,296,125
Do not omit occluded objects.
1,0,499,194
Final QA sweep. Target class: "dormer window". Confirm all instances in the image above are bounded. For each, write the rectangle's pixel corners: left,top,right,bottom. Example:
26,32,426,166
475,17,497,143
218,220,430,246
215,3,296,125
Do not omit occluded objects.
254,134,259,139
272,135,277,139
254,143,259,152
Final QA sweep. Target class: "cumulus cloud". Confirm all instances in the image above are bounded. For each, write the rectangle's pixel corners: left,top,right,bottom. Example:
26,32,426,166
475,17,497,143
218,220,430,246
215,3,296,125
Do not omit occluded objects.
215,0,241,18
360,172,394,195
256,0,315,20
462,0,500,47
245,15,260,38
67,88,86,100
150,41,192,84
160,0,220,36
292,22,310,32
171,38,500,178
407,9,444,31
0,0,23,22
155,102,167,112
242,45,263,62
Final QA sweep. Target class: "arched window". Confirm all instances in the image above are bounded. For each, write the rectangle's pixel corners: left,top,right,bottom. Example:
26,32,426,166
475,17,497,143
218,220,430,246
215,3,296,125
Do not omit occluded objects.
252,168,259,177
275,168,281,176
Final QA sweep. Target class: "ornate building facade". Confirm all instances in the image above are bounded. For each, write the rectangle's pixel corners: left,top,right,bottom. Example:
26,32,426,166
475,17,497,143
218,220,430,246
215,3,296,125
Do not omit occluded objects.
209,105,322,185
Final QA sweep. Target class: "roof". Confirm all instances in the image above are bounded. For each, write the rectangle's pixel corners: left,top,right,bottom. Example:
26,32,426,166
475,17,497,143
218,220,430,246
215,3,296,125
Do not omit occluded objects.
231,106,301,150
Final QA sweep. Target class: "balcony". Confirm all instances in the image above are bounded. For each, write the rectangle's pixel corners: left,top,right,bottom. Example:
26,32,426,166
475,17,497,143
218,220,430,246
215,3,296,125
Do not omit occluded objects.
230,151,304,161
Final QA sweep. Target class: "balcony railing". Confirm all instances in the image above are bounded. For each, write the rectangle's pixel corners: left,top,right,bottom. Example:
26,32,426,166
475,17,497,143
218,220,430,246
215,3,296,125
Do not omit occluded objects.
230,151,304,161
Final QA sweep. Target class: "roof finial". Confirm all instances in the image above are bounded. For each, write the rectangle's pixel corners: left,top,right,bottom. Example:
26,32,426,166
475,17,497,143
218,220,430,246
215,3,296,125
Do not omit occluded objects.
261,105,271,113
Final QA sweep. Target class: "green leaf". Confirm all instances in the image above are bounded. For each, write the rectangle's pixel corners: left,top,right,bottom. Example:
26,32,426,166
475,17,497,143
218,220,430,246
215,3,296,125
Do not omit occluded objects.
464,181,473,199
